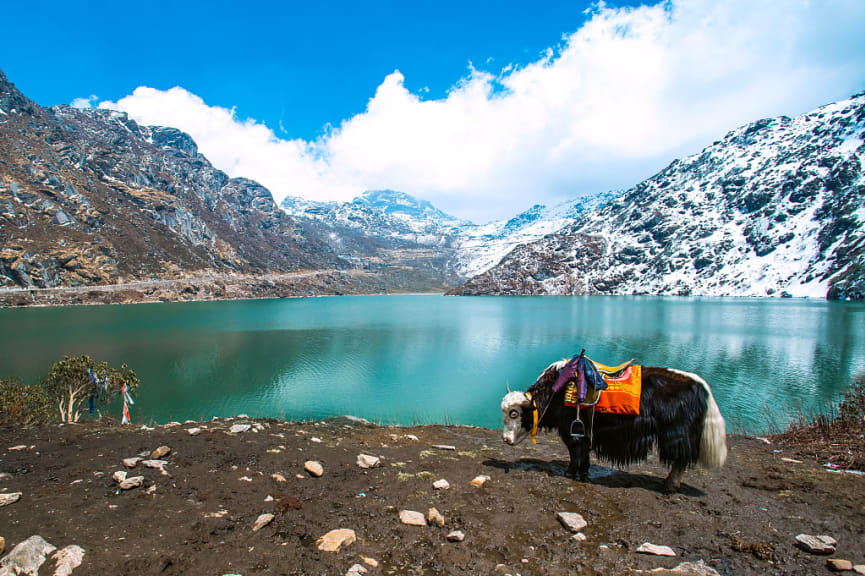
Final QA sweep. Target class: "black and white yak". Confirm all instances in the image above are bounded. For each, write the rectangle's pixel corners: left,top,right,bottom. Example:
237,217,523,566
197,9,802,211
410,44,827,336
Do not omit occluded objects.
501,359,727,492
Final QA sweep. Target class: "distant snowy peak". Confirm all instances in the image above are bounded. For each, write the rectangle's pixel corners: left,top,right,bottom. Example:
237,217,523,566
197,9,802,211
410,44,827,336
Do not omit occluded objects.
450,92,865,299
456,193,615,277
281,189,612,279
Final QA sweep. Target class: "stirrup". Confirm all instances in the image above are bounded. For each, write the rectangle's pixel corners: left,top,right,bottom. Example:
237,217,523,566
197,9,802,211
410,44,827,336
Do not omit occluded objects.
570,418,585,439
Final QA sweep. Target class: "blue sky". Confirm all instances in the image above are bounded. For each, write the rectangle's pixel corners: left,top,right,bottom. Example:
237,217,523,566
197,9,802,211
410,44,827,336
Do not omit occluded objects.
3,0,618,139
3,0,865,223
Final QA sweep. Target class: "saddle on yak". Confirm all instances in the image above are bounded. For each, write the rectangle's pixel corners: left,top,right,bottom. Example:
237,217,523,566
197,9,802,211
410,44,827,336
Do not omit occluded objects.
553,350,642,439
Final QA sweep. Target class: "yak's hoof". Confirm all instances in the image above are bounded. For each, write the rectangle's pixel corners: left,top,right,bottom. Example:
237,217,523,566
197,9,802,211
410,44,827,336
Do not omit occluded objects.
662,481,681,494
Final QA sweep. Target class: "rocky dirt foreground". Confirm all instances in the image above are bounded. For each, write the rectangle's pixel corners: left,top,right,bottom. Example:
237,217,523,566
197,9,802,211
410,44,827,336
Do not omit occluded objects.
0,418,863,576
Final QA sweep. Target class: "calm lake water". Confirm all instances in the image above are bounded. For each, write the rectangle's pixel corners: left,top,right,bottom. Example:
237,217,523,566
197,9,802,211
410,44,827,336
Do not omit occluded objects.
1,295,863,434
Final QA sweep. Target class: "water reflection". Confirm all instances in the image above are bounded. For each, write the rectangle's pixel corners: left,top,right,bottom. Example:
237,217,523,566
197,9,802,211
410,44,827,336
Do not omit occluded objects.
0,295,862,433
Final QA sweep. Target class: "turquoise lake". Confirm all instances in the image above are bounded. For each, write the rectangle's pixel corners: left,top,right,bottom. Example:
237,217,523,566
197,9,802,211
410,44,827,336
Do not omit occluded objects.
1,294,863,434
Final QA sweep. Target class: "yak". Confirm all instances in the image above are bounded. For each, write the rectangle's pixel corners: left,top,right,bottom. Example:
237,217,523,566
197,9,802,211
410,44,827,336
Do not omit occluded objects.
501,357,727,492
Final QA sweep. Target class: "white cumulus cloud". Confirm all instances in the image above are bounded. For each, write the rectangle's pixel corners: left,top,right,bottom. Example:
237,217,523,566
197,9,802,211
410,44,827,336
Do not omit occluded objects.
95,0,865,224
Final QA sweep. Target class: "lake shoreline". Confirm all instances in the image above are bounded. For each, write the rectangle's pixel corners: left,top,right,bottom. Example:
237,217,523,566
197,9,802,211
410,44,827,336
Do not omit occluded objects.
0,418,862,575
0,270,452,308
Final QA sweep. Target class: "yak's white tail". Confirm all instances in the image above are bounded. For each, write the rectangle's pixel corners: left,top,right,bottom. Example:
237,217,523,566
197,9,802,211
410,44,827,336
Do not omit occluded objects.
698,381,728,469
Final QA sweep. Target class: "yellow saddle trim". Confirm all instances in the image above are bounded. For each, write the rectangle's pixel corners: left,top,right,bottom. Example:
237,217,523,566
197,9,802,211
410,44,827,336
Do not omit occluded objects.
588,357,635,376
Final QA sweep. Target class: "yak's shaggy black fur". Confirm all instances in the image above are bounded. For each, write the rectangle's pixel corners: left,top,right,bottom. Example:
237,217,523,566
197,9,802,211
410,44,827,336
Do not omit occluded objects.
523,363,723,492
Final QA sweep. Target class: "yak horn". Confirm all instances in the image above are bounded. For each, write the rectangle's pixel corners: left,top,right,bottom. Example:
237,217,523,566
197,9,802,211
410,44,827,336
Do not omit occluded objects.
506,381,511,393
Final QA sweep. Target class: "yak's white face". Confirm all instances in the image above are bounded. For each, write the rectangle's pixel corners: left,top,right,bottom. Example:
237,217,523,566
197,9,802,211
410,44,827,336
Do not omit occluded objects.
501,391,531,445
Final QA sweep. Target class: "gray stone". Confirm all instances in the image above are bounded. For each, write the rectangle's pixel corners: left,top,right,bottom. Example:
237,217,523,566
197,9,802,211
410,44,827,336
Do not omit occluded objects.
636,542,677,556
852,565,865,575
447,530,465,542
556,511,588,533
572,532,587,541
122,457,142,468
141,460,170,475
433,479,450,490
51,545,85,576
795,533,837,554
632,560,720,575
0,535,57,576
252,513,275,532
0,492,22,507
399,510,427,526
229,424,251,434
357,454,381,469
187,427,202,436
112,470,127,483
432,444,456,451
346,564,368,576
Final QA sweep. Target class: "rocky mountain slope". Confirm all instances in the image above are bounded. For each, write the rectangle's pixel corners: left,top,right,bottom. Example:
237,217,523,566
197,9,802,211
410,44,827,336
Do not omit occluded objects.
0,68,343,289
281,190,612,279
450,94,865,300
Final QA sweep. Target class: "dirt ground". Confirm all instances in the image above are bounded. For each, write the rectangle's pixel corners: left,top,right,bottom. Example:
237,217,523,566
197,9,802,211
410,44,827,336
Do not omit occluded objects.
1,418,863,576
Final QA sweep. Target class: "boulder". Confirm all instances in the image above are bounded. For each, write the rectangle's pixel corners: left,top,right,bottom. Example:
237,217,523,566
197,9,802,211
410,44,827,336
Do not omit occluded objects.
556,512,587,533
356,454,381,469
399,510,427,526
636,542,677,557
0,535,57,575
51,545,85,576
316,528,356,552
304,461,324,477
252,513,275,532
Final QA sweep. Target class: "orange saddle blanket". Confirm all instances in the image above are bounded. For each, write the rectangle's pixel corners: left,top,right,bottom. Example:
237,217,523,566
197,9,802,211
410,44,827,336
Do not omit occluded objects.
589,362,641,415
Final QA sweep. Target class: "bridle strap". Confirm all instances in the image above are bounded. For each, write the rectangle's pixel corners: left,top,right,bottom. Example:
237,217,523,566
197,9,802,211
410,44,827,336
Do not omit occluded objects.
525,392,539,444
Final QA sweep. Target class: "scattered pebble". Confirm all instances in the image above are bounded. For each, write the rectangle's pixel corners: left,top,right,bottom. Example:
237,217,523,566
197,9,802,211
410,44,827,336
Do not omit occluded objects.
428,507,445,528
0,535,56,575
311,437,322,443
361,556,379,567
0,492,21,507
0,536,4,555
230,424,251,434
52,544,86,576
556,512,588,533
780,457,802,464
163,422,181,428
406,435,419,441
150,446,171,459
122,457,142,468
432,444,456,451
271,473,287,483
112,470,127,483
346,563,368,576
141,459,170,476
827,559,854,572
433,478,450,490
8,445,28,451
357,454,381,469
316,528,356,552
447,530,465,542
239,476,253,482
572,532,587,542
399,510,427,526
252,513,275,532
636,542,676,557
854,565,865,575
118,476,144,490
631,560,720,575
305,461,324,477
471,475,491,487
187,427,202,436
795,533,837,555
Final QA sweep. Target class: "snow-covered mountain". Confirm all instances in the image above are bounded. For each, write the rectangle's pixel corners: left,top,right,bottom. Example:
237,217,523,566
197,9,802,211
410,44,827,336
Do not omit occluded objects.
280,189,606,278
449,93,865,300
